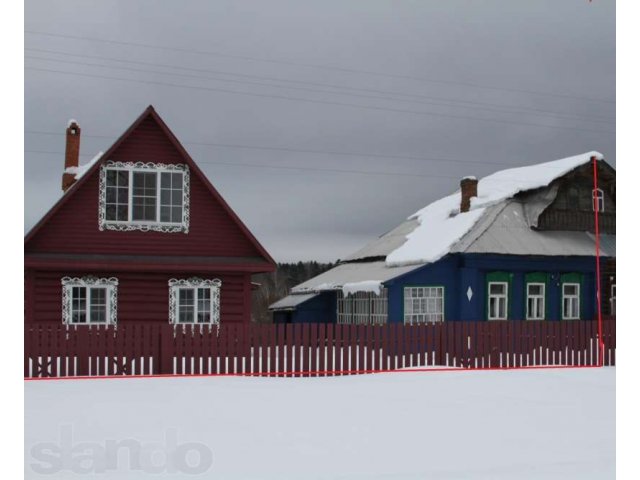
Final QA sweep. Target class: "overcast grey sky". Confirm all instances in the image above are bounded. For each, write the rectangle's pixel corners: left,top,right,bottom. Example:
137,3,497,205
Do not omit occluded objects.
24,0,615,262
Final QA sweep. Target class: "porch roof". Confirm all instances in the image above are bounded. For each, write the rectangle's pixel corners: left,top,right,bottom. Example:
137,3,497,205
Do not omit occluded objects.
290,261,423,294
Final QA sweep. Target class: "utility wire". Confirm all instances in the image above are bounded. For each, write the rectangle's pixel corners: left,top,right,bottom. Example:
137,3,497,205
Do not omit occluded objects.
23,129,596,170
25,29,615,105
25,47,614,124
25,66,615,135
25,147,609,181
24,149,479,180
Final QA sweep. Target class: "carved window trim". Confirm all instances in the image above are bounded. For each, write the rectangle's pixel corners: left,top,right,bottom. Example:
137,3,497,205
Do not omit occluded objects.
98,161,190,233
61,276,118,326
168,278,221,325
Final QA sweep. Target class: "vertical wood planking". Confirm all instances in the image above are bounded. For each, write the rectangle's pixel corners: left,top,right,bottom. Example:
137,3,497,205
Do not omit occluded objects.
302,323,310,376
325,324,334,376
293,323,302,377
310,323,319,376
317,324,326,376
273,323,284,377
333,324,347,375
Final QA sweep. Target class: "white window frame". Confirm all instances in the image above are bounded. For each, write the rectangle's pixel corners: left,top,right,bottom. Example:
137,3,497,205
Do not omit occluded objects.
403,286,445,324
592,188,605,212
610,284,616,316
169,278,221,325
488,282,508,321
61,276,118,326
99,161,190,233
337,289,388,325
526,283,545,320
562,282,581,320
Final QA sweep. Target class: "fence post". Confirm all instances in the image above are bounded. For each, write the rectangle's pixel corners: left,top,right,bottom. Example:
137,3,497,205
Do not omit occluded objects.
158,325,174,375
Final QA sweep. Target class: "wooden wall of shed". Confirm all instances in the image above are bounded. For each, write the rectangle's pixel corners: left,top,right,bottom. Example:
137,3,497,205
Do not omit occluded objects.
537,163,616,234
25,269,250,324
25,116,262,258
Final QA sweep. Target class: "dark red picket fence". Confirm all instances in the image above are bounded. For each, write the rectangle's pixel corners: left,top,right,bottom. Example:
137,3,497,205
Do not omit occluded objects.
24,319,615,378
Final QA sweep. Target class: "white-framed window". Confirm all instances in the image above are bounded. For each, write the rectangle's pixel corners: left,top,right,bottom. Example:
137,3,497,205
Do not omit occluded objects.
99,161,190,233
169,278,221,325
526,283,545,320
592,188,604,212
403,286,444,324
562,283,580,320
610,284,616,316
337,289,388,325
61,277,118,325
488,282,508,320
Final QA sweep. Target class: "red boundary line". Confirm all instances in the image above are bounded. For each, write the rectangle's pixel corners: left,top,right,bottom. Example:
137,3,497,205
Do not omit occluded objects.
24,157,610,382
592,156,605,367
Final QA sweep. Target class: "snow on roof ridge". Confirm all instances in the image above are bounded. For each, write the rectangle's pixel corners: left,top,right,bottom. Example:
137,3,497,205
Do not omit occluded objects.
386,151,604,267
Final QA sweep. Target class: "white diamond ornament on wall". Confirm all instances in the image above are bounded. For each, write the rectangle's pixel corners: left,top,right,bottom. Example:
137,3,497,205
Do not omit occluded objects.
466,286,473,302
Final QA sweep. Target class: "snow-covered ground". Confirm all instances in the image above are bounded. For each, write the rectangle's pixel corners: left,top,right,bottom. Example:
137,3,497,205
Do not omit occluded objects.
25,368,615,479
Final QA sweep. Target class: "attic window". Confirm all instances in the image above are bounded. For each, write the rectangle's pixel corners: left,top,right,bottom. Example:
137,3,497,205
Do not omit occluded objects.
98,161,190,233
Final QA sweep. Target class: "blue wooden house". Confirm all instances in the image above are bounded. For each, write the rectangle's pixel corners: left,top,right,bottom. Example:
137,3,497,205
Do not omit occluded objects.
269,152,616,324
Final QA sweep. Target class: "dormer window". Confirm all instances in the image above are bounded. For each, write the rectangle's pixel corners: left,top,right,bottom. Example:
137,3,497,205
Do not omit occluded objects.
592,188,604,212
98,161,190,233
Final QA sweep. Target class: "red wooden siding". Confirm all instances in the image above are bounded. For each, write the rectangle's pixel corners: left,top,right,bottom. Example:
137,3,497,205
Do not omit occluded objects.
28,270,250,324
25,116,262,259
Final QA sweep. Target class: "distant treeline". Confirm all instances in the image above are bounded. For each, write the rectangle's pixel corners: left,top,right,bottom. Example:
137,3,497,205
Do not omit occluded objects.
252,261,336,323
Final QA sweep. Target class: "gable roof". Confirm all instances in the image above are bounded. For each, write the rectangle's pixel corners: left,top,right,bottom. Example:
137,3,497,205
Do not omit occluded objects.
274,151,614,298
24,105,276,266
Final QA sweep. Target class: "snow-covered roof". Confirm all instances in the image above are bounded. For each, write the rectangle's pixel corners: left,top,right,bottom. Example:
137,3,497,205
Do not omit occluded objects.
290,261,423,294
369,151,605,267
269,293,320,311
64,151,103,182
451,200,615,257
280,151,611,297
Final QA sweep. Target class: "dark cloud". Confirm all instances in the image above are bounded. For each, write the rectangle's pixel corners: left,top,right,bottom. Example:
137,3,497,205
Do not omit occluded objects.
25,0,615,262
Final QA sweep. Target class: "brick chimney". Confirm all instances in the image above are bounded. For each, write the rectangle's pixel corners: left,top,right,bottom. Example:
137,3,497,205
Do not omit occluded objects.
460,176,478,213
62,120,81,192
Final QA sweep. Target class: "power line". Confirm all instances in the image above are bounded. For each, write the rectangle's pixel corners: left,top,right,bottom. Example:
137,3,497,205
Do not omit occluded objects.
25,66,615,135
22,129,595,170
25,47,615,125
26,149,94,157
25,29,615,105
23,149,479,180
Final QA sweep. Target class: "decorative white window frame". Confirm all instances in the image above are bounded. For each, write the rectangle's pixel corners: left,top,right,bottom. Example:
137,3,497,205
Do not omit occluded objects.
61,276,118,326
610,284,616,316
525,283,545,320
337,289,388,325
98,161,190,233
168,278,221,325
487,282,509,321
562,283,581,320
403,286,445,324
592,188,604,212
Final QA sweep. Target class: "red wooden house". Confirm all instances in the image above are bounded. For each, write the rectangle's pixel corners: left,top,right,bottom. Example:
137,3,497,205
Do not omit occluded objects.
25,106,275,327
